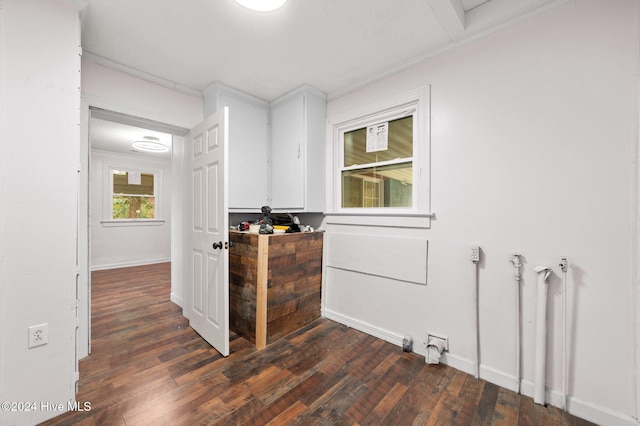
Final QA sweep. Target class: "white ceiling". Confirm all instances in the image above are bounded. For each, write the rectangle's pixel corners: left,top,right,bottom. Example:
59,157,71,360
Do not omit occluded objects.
91,117,173,160
82,0,568,157
81,0,568,102
82,0,449,101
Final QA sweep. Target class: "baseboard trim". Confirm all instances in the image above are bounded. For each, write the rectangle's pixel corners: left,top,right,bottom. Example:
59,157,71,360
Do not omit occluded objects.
170,293,183,308
323,309,638,426
91,258,171,271
324,309,405,347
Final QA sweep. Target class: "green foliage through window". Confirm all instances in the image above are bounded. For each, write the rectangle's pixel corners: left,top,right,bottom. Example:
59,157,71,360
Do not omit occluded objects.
112,196,155,219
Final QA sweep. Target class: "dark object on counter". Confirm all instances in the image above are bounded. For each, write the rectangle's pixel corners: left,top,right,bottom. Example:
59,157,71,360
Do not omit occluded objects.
270,212,301,232
259,223,274,234
286,224,301,233
270,214,290,226
259,205,273,234
256,206,302,233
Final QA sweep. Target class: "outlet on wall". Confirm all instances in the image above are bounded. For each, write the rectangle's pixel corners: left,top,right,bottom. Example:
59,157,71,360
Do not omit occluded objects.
28,323,48,348
470,246,480,263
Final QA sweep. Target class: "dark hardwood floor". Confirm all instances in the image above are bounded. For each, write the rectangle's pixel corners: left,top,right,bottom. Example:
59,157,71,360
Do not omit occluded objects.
41,263,594,425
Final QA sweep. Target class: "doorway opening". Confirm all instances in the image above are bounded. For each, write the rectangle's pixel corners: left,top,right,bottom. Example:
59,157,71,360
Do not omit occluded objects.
78,106,189,360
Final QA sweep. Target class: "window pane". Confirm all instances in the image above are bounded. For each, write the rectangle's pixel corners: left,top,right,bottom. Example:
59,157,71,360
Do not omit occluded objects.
113,172,154,195
112,171,155,219
342,162,412,208
344,116,413,167
113,196,155,219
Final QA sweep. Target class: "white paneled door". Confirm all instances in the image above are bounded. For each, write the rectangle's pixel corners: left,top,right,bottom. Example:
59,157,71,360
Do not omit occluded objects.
186,107,229,356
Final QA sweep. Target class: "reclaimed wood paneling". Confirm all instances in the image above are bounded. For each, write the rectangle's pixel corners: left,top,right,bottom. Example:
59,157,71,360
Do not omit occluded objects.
266,232,323,344
229,231,324,348
229,232,259,343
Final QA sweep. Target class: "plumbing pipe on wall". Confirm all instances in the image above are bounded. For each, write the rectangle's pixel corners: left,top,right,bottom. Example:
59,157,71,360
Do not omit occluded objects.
510,254,522,394
534,264,552,405
471,247,480,379
559,257,569,410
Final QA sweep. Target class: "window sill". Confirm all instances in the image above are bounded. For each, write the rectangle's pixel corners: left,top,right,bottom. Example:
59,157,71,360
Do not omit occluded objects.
101,219,166,227
324,212,434,229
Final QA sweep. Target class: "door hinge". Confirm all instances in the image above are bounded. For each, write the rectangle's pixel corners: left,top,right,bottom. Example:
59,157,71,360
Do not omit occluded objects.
74,299,80,328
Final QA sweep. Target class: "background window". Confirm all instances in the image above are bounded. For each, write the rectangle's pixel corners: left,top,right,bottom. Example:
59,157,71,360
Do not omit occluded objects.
105,167,160,221
112,171,156,219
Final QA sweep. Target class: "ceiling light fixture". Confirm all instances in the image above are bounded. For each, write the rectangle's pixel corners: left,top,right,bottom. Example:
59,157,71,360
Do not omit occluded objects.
233,0,287,12
132,136,169,153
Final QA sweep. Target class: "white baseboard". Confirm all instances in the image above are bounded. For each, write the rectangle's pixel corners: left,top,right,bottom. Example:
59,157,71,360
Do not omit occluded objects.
323,309,638,426
91,258,171,271
170,292,183,308
324,309,406,347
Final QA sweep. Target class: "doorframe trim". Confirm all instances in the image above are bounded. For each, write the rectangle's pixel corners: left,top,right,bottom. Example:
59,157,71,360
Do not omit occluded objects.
78,94,191,361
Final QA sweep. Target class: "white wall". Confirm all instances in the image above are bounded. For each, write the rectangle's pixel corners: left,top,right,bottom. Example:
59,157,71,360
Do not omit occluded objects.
324,1,639,424
90,150,172,270
0,0,82,424
81,58,203,129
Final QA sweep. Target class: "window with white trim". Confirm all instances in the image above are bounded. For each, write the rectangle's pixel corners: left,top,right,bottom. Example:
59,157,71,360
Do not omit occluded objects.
112,170,156,219
102,164,164,225
332,87,430,216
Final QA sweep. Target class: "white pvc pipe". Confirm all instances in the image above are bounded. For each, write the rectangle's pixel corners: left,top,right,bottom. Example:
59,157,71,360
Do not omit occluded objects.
510,254,522,394
560,257,569,410
534,264,552,405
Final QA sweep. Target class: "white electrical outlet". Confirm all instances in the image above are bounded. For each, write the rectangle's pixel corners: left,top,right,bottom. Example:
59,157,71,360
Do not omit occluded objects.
471,246,480,263
28,323,48,348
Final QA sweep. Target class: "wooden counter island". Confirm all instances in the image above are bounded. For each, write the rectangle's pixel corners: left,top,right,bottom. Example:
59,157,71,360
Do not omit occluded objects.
229,230,323,349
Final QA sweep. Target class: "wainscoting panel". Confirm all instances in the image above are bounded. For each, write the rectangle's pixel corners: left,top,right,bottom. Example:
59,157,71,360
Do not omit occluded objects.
326,232,428,285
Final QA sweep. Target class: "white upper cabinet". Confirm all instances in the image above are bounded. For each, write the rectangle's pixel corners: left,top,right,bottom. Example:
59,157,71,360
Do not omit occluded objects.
203,83,326,213
203,83,270,210
270,86,327,212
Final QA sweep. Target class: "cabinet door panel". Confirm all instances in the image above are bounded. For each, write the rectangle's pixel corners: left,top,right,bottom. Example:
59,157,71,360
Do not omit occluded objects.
222,94,269,209
270,96,305,209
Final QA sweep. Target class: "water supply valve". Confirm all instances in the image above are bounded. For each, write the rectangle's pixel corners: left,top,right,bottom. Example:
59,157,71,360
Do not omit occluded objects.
510,253,522,281
559,257,568,272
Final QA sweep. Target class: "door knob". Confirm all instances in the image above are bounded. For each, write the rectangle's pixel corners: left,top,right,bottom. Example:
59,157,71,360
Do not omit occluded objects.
225,241,234,249
213,241,223,249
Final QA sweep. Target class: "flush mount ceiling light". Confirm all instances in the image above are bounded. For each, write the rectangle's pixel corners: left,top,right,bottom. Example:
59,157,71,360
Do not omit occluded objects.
233,0,287,12
132,136,169,153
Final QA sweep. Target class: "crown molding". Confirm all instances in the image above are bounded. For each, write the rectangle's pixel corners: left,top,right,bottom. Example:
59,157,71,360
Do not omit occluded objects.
82,51,203,98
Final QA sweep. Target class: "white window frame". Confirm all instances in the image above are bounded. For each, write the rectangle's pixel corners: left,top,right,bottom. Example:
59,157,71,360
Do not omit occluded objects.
101,163,165,227
327,86,431,224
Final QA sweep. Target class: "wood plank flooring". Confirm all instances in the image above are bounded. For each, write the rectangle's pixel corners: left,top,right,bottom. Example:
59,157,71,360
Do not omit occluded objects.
41,263,595,425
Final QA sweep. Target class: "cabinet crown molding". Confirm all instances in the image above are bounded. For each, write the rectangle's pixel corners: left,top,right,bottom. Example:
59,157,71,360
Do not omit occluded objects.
270,84,327,107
